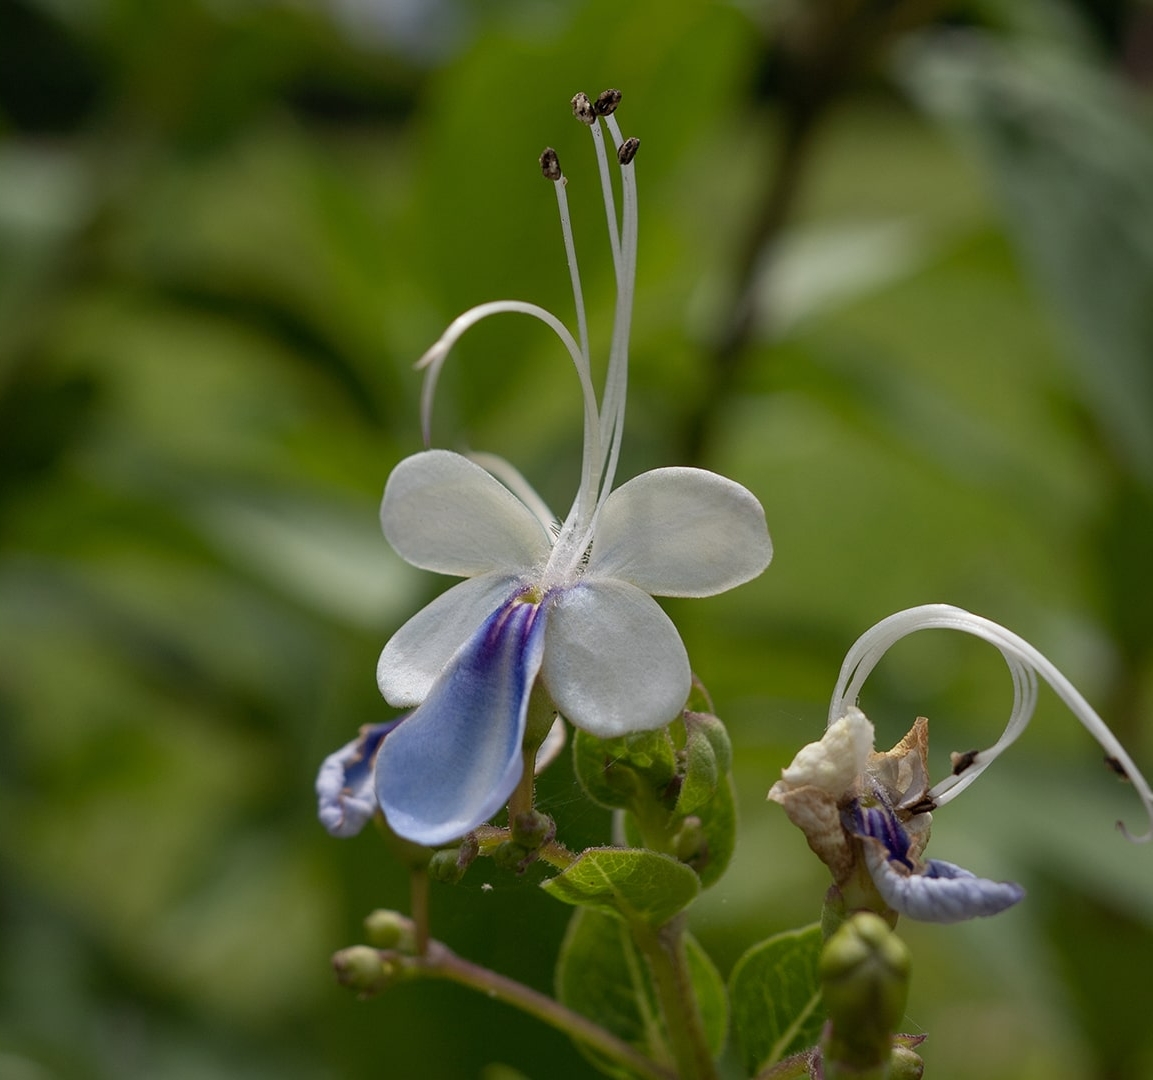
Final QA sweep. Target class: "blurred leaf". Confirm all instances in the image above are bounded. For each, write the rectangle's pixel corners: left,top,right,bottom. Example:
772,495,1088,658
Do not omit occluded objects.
541,848,700,927
901,29,1153,485
729,923,826,1075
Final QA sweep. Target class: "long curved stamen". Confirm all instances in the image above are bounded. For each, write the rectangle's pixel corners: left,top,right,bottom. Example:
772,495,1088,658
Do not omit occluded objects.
830,604,1153,843
416,301,601,481
596,115,638,514
574,92,622,280
543,147,600,532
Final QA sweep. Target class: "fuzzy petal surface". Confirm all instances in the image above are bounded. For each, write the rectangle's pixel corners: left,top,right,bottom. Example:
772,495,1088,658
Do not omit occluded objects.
541,578,690,737
587,467,772,597
316,720,403,838
375,598,548,846
381,450,552,576
863,841,1026,923
377,571,522,707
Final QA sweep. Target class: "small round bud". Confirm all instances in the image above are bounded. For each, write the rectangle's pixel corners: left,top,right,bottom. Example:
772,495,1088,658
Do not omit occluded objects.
363,909,415,951
540,147,562,182
593,88,622,116
511,809,555,849
492,840,532,873
889,1044,926,1080
617,137,640,166
332,945,391,997
428,835,479,884
571,92,596,125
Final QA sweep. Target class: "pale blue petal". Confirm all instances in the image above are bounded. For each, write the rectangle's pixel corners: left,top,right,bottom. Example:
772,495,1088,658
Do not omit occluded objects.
316,720,403,838
377,571,522,707
381,450,552,576
375,597,548,846
862,840,1026,923
587,467,772,597
541,578,690,737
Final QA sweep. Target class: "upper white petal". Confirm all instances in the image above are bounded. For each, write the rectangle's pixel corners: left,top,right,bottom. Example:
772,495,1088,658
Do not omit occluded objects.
377,571,521,707
540,578,691,737
586,467,772,597
381,449,552,576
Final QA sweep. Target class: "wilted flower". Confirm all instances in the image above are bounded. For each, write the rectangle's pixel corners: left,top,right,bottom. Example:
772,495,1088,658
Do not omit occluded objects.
770,604,1153,923
345,92,771,847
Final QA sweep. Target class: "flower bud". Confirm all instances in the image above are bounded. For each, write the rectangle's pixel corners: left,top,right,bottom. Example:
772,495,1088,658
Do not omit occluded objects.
363,909,416,951
492,840,532,873
332,946,394,997
820,912,911,1072
511,809,556,849
428,834,480,885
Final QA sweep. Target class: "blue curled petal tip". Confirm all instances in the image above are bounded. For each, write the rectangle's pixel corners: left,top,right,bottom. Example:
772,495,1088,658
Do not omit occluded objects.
375,596,549,847
863,842,1026,923
316,719,404,838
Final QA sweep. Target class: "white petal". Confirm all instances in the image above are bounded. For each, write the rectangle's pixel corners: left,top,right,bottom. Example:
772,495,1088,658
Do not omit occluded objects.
541,578,690,737
777,707,875,796
381,450,552,576
586,467,772,597
377,572,521,707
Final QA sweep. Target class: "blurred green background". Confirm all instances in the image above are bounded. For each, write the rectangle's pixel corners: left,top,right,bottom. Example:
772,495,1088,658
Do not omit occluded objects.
2,1,1153,1077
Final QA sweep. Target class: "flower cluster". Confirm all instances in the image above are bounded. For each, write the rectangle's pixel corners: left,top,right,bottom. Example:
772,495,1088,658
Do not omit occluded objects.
318,91,772,848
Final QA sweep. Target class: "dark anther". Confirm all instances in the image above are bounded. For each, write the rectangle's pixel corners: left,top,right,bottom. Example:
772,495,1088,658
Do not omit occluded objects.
950,749,980,776
593,88,622,116
571,92,596,125
906,796,937,816
617,137,640,166
1105,755,1131,781
540,147,561,181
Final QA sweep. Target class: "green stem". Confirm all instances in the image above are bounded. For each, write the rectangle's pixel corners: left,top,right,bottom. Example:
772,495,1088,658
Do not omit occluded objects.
410,937,676,1080
630,915,719,1080
410,867,430,955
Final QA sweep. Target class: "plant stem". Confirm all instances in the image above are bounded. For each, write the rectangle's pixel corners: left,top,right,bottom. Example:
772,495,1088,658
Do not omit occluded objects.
411,938,676,1080
410,867,430,955
630,915,720,1080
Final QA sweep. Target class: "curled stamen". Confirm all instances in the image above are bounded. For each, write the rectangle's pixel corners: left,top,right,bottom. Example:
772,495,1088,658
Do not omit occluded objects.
829,604,1153,843
594,88,622,116
571,91,596,125
617,137,640,166
540,147,562,182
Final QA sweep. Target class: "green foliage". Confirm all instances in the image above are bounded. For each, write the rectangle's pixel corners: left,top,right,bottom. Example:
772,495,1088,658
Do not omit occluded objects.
556,908,727,1078
729,925,826,1076
3,0,1153,1078
541,848,700,928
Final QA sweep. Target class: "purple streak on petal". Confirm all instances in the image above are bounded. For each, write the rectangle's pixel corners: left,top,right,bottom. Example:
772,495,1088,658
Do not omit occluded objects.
862,841,1026,923
316,719,405,838
375,594,549,846
849,802,915,869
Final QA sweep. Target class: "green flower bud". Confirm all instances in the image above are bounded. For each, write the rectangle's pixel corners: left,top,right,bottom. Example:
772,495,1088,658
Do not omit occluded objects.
888,1044,925,1080
363,909,416,951
673,815,707,864
428,835,479,885
332,946,393,997
492,840,532,873
820,912,911,1072
511,809,555,849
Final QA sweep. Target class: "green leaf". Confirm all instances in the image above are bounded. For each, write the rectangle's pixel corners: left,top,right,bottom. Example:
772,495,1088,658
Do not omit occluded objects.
555,908,727,1078
689,773,737,890
572,729,679,812
541,848,700,927
729,924,826,1075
